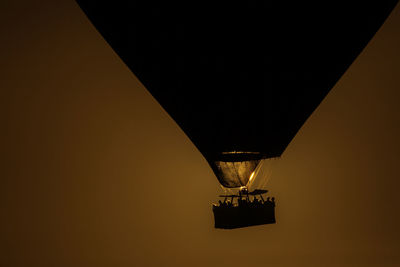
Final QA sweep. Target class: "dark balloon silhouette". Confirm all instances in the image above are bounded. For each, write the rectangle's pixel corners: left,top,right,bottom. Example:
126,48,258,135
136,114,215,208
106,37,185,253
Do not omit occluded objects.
76,1,397,228
76,1,397,188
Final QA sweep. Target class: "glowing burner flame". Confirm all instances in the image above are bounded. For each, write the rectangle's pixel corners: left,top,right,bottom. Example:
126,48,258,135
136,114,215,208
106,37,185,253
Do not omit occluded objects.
248,171,255,184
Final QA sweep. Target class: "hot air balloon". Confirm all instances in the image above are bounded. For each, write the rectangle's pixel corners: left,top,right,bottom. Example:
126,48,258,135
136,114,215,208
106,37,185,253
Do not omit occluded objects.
76,1,398,228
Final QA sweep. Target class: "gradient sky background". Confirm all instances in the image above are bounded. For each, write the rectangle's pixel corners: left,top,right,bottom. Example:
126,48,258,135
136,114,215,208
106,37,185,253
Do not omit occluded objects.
1,1,399,266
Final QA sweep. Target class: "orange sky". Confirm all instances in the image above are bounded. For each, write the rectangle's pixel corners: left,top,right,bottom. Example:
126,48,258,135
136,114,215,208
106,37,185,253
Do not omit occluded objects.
1,1,399,266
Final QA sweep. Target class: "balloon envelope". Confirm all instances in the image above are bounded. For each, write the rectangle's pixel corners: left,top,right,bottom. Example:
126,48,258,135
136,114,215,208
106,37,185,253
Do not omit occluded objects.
76,1,398,187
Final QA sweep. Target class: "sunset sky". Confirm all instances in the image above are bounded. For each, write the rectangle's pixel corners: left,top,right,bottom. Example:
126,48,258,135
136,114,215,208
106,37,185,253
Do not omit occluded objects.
1,1,399,266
